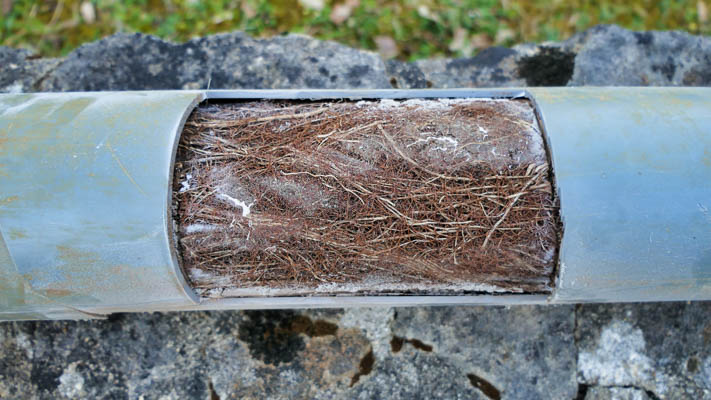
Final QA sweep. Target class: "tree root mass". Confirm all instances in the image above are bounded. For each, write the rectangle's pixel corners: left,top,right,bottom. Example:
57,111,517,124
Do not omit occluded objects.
173,98,560,297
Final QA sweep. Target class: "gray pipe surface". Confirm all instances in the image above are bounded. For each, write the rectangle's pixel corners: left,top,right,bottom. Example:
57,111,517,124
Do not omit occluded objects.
0,88,709,321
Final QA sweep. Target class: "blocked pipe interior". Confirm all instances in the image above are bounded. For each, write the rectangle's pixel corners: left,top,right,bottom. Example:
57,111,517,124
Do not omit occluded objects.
171,97,561,298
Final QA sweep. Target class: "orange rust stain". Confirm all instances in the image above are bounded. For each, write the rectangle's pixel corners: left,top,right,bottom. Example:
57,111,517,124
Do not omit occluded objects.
106,140,148,196
53,246,106,293
1,196,18,205
0,122,11,150
53,247,158,295
41,288,74,297
8,228,27,240
109,265,126,275
56,245,99,264
630,110,644,125
594,93,613,102
665,96,694,107
703,148,711,167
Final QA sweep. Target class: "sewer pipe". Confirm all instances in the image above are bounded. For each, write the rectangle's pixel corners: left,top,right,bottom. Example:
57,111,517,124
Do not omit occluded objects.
0,88,709,320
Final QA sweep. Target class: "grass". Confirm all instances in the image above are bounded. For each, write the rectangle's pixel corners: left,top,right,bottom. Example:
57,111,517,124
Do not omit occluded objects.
1,0,709,60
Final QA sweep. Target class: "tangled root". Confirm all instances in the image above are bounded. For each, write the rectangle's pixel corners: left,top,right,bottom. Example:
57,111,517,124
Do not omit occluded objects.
173,98,560,296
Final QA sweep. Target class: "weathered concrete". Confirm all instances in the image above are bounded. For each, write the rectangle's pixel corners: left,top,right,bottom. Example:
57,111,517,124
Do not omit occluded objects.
2,24,710,94
577,302,711,399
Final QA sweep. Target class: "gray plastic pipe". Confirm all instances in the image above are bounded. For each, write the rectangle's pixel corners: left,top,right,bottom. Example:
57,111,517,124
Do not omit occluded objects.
1,88,710,321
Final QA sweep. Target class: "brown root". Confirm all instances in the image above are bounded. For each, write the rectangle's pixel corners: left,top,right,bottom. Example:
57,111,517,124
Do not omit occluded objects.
173,98,560,297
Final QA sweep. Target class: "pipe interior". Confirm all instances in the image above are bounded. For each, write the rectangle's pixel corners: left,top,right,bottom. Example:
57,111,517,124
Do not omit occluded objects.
172,98,561,298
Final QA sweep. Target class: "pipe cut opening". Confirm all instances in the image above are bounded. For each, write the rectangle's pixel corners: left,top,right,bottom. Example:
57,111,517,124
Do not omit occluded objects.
172,98,561,298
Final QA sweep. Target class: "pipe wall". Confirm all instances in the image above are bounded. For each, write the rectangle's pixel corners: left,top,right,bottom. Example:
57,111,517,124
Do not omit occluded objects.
0,88,709,320
530,87,711,302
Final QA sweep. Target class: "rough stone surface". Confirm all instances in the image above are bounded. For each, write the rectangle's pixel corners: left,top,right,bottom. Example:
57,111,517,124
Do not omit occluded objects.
390,306,578,399
414,46,524,88
385,59,429,89
576,302,711,399
3,24,711,94
0,307,577,399
1,23,711,399
569,25,711,86
410,24,711,88
5,32,391,92
0,47,61,93
584,387,651,400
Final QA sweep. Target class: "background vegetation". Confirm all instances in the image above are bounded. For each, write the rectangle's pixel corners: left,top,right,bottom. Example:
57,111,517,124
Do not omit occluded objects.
1,0,709,60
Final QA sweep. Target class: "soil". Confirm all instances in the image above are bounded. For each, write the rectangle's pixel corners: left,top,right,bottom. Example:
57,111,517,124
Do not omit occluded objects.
172,98,560,297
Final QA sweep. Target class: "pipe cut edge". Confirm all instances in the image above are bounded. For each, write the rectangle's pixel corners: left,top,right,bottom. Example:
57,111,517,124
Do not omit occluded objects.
0,88,710,320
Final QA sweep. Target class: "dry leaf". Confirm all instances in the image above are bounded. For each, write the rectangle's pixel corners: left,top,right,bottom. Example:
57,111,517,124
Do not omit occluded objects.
471,33,492,49
330,0,359,25
449,28,471,56
330,4,351,24
299,0,325,12
241,2,257,19
79,1,96,23
699,0,709,23
2,0,13,16
449,29,491,57
495,28,514,45
417,5,439,22
374,35,398,59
